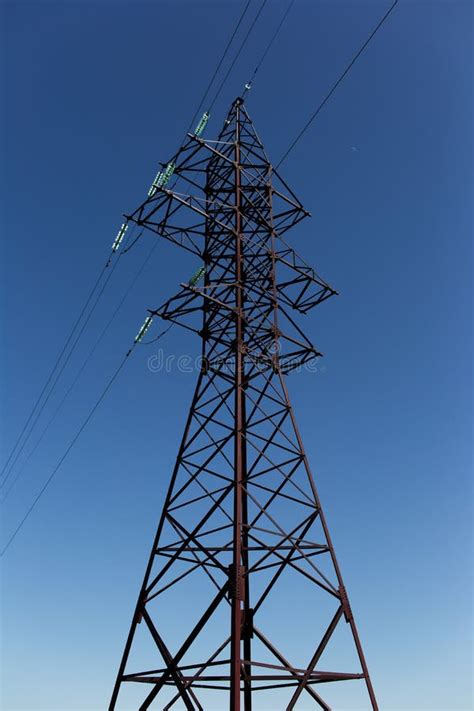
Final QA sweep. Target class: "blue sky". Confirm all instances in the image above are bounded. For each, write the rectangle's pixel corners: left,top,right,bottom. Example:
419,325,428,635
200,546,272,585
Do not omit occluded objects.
1,1,472,709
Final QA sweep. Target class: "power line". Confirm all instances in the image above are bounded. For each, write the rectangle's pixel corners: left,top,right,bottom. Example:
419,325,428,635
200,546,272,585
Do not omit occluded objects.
152,2,258,193
1,0,291,551
277,0,400,168
1,2,256,504
159,0,258,182
140,323,173,345
0,260,109,481
0,232,133,491
2,239,160,503
209,0,269,111
0,343,137,557
186,0,253,133
1,219,141,485
244,0,296,92
119,228,144,256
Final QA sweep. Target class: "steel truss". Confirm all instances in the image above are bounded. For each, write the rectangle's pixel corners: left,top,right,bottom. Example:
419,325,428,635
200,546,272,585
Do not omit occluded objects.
110,98,377,710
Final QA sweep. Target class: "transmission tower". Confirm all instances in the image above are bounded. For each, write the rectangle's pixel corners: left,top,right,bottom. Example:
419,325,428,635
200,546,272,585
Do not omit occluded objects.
110,97,377,710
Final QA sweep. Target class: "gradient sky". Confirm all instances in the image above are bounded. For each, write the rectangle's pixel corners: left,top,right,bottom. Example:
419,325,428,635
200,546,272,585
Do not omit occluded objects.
1,1,472,709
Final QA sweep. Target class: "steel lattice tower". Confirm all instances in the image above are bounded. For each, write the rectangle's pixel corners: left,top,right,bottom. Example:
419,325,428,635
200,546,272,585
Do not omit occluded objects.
110,98,377,710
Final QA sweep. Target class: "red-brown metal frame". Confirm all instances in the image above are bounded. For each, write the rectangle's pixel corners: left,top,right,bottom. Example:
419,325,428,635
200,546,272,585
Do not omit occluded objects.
109,97,378,710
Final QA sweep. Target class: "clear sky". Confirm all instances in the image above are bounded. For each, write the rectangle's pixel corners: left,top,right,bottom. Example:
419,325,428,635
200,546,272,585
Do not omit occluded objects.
1,1,472,709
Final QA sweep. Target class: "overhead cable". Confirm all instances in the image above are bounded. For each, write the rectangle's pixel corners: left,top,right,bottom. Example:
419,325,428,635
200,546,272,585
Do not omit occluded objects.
2,239,160,503
243,0,296,95
277,0,400,168
0,227,136,491
186,0,253,133
0,260,110,482
208,0,270,111
0,323,148,556
2,0,255,500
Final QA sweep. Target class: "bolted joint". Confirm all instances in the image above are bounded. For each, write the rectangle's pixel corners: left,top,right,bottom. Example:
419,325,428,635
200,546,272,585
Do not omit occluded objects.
231,336,247,354
242,608,254,640
228,564,246,601
271,353,280,373
339,585,353,623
